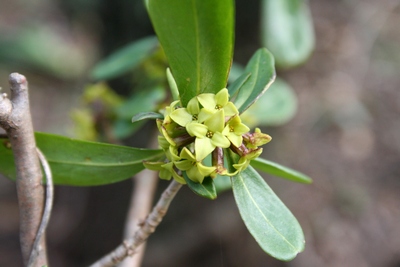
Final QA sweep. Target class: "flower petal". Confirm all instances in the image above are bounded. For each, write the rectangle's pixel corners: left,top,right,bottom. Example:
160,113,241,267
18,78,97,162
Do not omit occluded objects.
227,133,243,147
186,122,208,138
143,161,164,171
198,108,214,123
204,110,225,133
234,122,250,135
179,147,196,161
195,137,215,161
186,166,204,183
170,108,192,126
223,102,239,117
161,127,176,146
187,97,200,115
168,145,180,161
162,162,185,184
159,168,172,180
215,88,229,106
211,132,231,148
157,135,170,150
174,160,193,171
197,93,216,110
197,163,216,177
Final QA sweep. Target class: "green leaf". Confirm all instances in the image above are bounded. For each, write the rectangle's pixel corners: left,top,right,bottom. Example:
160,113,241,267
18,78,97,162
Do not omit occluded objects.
233,48,276,114
183,173,217,200
227,62,245,84
112,119,143,140
213,174,231,193
132,112,163,123
148,0,234,106
0,133,163,186
91,36,158,80
115,86,165,120
228,72,251,98
240,77,297,127
261,0,315,69
251,157,312,184
112,86,165,139
231,166,305,261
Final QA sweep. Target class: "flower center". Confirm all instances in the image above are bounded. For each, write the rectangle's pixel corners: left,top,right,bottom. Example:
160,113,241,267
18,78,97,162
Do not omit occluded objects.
229,126,234,132
215,104,222,110
192,114,198,121
206,131,214,138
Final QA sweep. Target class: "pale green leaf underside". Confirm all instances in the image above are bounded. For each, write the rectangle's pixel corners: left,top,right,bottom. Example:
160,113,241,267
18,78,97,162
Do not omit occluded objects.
233,48,276,114
231,166,305,261
237,77,297,127
261,0,315,69
251,157,312,184
0,132,163,186
91,36,158,80
132,112,164,123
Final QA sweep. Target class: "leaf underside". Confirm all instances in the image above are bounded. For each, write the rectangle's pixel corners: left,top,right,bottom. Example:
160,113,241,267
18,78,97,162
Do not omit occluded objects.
91,36,159,80
251,157,312,184
233,48,276,114
261,0,315,69
0,132,163,186
231,166,305,261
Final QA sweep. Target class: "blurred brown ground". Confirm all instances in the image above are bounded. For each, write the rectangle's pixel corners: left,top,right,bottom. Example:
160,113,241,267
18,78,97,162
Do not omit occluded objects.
0,0,400,266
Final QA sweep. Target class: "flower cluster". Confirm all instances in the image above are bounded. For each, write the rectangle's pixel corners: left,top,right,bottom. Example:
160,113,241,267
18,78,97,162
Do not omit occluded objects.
144,88,271,184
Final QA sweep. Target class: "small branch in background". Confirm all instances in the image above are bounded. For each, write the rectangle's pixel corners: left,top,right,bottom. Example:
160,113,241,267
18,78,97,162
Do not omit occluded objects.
119,169,159,267
89,179,183,267
0,73,48,266
28,148,54,267
119,133,159,267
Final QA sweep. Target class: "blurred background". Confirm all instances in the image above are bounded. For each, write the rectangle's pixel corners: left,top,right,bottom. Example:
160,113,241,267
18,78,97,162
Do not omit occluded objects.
1,0,400,266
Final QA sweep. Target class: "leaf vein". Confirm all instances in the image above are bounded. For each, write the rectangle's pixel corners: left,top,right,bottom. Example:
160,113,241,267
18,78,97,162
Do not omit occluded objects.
238,173,299,252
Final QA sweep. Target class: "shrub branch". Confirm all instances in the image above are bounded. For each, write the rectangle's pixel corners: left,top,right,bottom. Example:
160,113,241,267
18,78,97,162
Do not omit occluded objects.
0,73,48,266
89,179,183,267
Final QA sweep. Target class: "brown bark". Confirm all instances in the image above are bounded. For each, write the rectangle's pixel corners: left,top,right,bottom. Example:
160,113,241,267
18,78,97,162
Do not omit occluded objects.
0,73,47,266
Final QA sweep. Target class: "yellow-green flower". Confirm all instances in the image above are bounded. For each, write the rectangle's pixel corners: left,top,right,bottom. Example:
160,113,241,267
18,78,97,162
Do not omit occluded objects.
243,128,272,149
233,148,263,172
169,97,214,131
147,87,273,184
174,147,216,183
188,110,231,160
165,145,180,162
162,162,186,184
197,88,238,117
222,115,250,147
143,160,186,184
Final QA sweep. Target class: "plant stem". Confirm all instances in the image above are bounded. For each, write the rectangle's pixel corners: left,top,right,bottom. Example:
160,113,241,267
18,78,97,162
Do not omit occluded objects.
119,170,159,267
0,73,47,266
119,132,159,267
89,179,182,267
28,148,54,267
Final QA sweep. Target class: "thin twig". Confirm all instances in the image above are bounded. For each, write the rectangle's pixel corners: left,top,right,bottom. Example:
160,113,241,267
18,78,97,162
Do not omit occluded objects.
27,148,54,267
119,133,159,267
89,179,183,267
119,170,159,267
0,73,47,266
